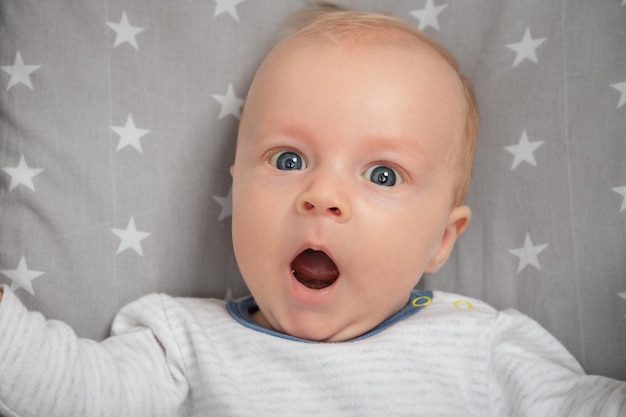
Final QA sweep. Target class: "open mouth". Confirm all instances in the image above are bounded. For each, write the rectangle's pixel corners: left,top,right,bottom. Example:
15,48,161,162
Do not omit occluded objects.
291,249,340,290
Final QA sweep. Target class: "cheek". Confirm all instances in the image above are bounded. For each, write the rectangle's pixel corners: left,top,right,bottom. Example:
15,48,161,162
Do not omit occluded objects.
352,201,445,279
231,176,288,278
231,179,264,272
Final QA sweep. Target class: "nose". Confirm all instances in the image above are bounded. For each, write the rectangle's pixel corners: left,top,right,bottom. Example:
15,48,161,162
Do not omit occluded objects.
296,172,352,222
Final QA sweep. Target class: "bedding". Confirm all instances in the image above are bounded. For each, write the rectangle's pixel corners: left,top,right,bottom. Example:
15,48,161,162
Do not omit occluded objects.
1,0,625,379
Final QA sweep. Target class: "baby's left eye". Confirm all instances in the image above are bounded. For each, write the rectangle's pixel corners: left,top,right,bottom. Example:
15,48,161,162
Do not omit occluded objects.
363,165,402,187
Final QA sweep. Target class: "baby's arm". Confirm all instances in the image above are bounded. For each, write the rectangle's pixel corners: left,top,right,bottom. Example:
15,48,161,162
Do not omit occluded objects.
488,310,626,416
0,285,189,417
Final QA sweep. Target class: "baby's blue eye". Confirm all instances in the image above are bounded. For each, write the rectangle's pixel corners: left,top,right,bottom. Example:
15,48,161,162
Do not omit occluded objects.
270,151,307,170
364,165,401,187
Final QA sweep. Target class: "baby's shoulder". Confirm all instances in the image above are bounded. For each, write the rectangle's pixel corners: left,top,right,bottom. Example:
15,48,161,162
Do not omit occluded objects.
425,290,498,318
111,293,229,335
413,291,555,350
122,292,227,312
398,290,502,343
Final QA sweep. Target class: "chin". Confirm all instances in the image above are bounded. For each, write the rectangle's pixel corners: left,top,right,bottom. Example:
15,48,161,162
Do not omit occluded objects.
282,315,366,343
277,315,338,342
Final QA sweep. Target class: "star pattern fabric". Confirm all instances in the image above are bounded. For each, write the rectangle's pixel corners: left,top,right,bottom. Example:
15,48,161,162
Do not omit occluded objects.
2,155,44,191
1,52,41,90
410,0,448,31
211,84,245,119
110,115,151,153
509,234,549,273
612,82,626,109
106,12,144,50
111,218,151,256
613,187,626,213
1,257,45,296
506,27,547,68
0,0,625,379
213,187,233,221
213,0,247,21
504,131,544,170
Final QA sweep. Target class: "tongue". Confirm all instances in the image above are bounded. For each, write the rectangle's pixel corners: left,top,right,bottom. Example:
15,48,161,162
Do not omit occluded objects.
291,249,340,290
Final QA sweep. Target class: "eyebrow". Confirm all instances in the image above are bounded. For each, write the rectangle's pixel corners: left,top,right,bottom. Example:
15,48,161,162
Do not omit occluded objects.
361,134,420,154
360,134,436,173
249,118,310,144
257,119,421,151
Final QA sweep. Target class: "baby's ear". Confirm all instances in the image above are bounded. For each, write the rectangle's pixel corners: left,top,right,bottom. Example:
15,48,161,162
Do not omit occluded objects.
229,164,235,176
425,205,471,273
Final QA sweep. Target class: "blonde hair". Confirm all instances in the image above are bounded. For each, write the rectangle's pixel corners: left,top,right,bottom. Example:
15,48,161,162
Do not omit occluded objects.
280,2,480,206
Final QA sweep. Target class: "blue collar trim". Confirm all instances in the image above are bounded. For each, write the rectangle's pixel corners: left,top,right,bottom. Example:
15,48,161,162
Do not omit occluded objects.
226,290,434,343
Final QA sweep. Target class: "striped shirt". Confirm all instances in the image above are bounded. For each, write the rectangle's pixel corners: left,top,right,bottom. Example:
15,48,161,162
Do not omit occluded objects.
0,285,624,416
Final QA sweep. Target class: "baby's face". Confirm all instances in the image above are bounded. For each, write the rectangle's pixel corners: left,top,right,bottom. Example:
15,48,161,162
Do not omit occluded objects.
231,37,470,342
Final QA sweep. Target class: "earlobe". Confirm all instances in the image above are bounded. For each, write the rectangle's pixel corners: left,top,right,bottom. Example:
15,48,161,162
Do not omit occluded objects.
425,205,471,273
230,164,235,176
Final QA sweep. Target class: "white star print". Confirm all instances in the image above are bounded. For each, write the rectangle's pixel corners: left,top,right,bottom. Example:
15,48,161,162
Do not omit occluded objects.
1,257,45,296
611,82,626,109
110,114,151,153
106,12,145,50
211,84,245,119
509,233,549,273
213,186,233,221
612,186,626,212
111,217,151,256
1,51,41,90
2,154,44,191
213,0,247,21
410,0,448,31
506,27,547,68
504,130,544,170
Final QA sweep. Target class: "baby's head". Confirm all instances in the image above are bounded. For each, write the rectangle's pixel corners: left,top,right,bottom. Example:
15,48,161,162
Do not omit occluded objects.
230,4,479,342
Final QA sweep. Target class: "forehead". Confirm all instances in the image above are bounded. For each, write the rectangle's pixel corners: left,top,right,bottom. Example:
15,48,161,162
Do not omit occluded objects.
240,34,465,164
252,36,462,110
249,29,463,108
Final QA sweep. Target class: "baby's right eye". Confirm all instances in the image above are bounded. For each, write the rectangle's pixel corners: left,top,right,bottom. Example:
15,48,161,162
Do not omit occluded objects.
269,150,307,171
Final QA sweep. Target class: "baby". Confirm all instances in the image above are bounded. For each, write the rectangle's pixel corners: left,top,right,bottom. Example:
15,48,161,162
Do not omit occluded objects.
0,3,624,417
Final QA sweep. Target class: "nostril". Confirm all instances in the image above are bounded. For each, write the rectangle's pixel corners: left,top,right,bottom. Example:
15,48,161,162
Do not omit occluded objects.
298,198,346,218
